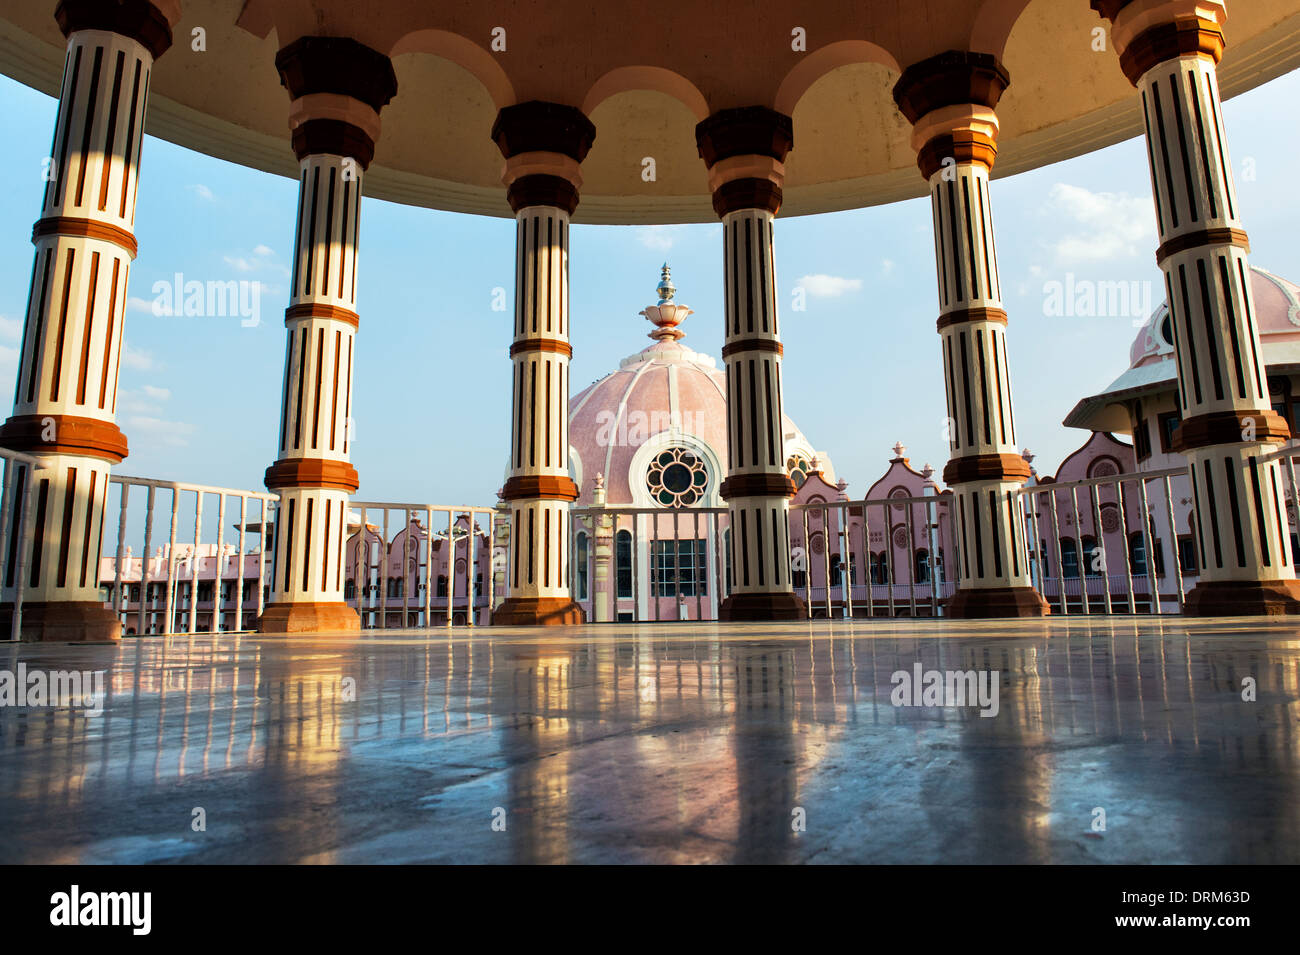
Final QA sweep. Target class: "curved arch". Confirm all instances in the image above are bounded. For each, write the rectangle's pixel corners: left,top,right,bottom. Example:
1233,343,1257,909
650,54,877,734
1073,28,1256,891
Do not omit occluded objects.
389,29,516,109
968,0,1037,62
773,39,900,117
581,66,710,121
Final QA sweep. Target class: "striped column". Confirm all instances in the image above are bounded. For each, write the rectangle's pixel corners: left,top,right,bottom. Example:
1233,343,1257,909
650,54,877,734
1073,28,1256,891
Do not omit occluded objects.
894,53,1048,618
490,101,593,625
695,108,805,621
1094,0,1300,614
258,37,396,634
0,0,178,642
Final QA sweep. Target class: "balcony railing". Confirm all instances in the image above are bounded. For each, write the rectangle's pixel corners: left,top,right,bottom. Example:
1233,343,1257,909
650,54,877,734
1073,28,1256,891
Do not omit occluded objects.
9,440,1300,639
345,501,496,628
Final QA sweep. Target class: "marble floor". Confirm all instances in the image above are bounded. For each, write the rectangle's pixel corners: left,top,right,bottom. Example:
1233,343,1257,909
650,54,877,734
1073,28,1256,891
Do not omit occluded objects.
0,615,1298,864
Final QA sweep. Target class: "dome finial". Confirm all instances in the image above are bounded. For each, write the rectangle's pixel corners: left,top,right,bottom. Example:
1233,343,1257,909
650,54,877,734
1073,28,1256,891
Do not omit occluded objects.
643,263,691,343
657,263,675,305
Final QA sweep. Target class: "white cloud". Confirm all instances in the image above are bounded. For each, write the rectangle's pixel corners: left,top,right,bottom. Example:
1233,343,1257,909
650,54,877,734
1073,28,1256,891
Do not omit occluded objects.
795,274,863,298
1045,183,1154,263
0,344,18,380
0,314,22,341
638,225,685,251
881,259,896,276
141,384,170,401
188,184,214,201
225,246,289,278
127,295,156,314
126,415,197,447
119,341,153,371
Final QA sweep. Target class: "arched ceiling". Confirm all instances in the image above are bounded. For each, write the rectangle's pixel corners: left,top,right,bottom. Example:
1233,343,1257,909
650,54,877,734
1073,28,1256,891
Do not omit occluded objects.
1,0,1298,223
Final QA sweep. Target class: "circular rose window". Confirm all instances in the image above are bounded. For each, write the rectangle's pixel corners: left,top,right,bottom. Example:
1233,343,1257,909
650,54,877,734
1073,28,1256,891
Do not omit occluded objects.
647,448,708,507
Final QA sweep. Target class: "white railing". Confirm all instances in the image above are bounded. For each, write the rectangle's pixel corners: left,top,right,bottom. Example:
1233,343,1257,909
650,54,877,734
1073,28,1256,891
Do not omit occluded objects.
569,504,729,622
790,493,957,618
1016,463,1190,616
347,501,496,628
104,475,277,635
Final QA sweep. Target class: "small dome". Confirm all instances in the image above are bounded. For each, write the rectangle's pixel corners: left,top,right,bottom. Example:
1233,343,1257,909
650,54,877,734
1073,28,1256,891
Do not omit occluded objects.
568,266,830,506
1128,265,1300,369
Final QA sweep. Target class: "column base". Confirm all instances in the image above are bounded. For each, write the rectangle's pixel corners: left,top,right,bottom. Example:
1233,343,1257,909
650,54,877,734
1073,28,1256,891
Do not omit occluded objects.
256,602,361,634
0,601,121,643
945,586,1050,619
1183,578,1300,616
719,591,807,621
492,597,587,626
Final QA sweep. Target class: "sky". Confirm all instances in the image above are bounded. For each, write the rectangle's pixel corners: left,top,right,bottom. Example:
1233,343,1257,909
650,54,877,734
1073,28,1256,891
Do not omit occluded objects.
1,66,1299,507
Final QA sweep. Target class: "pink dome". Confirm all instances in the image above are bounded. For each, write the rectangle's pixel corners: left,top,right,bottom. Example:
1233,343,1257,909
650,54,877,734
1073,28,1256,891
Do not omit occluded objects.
566,265,823,507
1128,266,1300,369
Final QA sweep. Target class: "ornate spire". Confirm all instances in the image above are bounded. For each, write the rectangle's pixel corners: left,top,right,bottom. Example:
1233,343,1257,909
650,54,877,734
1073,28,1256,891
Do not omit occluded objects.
642,263,692,342
657,263,675,304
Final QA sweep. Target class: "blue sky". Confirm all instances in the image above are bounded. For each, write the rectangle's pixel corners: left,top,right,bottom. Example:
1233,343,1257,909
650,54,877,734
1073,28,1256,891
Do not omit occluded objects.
2,67,1298,506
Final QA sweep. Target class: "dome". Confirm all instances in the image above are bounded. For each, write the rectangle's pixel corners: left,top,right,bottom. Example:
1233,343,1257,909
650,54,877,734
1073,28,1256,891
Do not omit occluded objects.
568,266,832,507
1128,266,1300,369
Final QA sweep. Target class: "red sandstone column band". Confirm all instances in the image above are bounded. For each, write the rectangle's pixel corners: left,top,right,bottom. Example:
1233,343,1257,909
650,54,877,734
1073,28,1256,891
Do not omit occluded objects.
491,101,593,625
695,107,805,621
1092,0,1300,615
0,0,179,642
258,36,397,634
894,52,1048,618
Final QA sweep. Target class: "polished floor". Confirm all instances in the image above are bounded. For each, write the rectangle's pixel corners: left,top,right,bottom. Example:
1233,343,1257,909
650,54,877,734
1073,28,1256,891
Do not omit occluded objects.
1,615,1298,864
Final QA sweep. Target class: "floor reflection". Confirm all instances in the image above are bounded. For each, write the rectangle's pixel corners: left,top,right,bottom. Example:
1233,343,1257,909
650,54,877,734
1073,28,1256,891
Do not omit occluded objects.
0,616,1298,863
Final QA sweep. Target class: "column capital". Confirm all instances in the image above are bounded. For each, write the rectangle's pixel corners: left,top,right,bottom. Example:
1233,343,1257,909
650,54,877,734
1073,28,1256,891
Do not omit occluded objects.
694,106,793,168
275,36,398,111
894,52,1008,179
491,101,596,162
695,107,792,216
276,36,397,166
55,0,179,59
1092,1,1228,84
491,102,594,213
892,51,1010,126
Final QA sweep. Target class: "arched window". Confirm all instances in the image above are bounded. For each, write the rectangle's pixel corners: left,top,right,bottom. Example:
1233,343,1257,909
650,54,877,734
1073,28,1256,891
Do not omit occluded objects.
870,551,891,585
786,454,811,489
1081,536,1103,577
575,531,590,601
1060,538,1080,579
616,530,633,598
344,578,355,600
915,549,931,583
436,575,447,598
829,553,842,587
1128,533,1148,576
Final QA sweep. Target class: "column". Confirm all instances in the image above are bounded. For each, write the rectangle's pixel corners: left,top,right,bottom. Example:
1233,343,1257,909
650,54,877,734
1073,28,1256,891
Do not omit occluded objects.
258,37,397,634
1092,0,1300,613
695,107,805,621
0,0,179,642
592,473,613,623
490,101,593,625
893,52,1049,618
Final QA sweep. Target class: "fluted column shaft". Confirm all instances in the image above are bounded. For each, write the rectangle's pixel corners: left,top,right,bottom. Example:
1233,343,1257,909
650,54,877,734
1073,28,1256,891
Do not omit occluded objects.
259,36,396,634
696,108,804,621
0,0,178,642
894,52,1048,618
491,101,593,625
1094,0,1300,614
